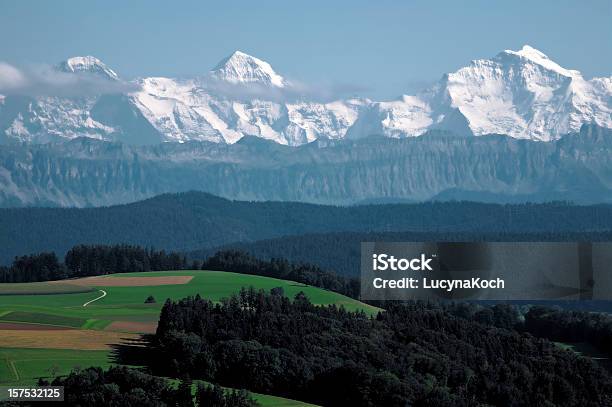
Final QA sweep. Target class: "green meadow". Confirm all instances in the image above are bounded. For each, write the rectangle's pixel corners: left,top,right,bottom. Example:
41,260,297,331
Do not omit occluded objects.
0,349,318,406
0,348,111,386
0,271,378,329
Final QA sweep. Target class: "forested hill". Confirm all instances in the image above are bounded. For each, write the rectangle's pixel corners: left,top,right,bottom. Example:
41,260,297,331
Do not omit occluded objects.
1,191,611,264
193,230,612,277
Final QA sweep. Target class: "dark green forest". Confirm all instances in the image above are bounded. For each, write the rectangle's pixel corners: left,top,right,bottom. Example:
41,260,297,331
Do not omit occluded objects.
442,302,612,359
29,296,612,407
145,290,612,407
1,192,612,264
202,250,359,298
525,306,612,358
0,245,188,283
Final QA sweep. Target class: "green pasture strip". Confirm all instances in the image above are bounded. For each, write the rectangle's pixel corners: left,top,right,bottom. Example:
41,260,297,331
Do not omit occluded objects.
0,348,112,386
81,319,112,330
97,270,379,315
253,393,320,407
176,379,321,407
0,311,87,328
0,304,161,323
89,313,159,323
0,291,95,308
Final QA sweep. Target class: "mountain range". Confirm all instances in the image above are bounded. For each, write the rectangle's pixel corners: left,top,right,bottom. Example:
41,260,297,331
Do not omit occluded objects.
1,45,610,145
0,123,610,207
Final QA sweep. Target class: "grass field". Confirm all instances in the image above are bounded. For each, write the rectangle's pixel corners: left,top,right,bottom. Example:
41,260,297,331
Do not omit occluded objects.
0,271,378,332
185,380,319,407
0,348,111,385
0,346,319,406
0,270,374,405
252,393,319,407
0,311,87,328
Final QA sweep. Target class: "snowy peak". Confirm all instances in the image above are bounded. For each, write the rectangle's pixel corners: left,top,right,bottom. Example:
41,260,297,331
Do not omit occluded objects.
433,45,611,140
496,45,580,77
57,56,119,80
2,46,610,147
514,44,549,59
210,51,286,87
503,44,553,64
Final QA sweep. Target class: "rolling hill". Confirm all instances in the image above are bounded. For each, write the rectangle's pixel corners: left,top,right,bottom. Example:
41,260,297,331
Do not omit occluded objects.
1,192,612,264
0,269,371,405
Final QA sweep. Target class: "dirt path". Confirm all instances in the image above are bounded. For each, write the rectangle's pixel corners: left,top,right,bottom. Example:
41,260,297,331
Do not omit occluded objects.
82,290,107,307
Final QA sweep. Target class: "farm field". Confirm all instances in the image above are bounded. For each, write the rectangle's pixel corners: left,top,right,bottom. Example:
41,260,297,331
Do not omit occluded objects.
0,270,374,405
0,271,378,333
0,348,111,386
0,349,319,407
0,282,93,295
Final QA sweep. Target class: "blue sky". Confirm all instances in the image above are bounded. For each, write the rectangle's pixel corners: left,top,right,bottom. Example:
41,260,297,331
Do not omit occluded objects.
1,0,610,98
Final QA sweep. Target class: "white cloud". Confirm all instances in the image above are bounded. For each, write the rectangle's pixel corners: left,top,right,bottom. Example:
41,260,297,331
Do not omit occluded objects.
0,62,139,97
0,61,362,102
0,62,27,90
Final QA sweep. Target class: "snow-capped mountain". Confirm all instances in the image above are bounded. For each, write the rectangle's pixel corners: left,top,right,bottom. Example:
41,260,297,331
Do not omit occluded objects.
441,45,611,140
354,45,612,141
0,46,610,145
56,56,119,81
128,51,367,145
209,50,287,87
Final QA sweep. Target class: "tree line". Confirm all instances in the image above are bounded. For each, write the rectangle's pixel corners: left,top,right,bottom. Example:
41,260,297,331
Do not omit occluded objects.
0,245,359,299
0,244,189,283
191,230,612,277
524,306,612,358
147,289,612,407
201,250,359,298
